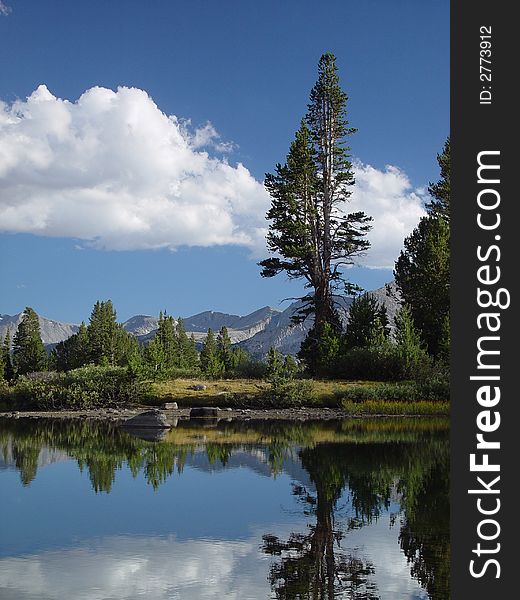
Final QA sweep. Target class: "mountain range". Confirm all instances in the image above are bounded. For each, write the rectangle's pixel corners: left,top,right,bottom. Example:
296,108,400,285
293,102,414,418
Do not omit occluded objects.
1,282,400,357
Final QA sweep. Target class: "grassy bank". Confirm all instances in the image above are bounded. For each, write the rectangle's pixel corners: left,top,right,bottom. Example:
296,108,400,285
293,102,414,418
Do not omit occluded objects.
1,370,449,416
149,377,449,416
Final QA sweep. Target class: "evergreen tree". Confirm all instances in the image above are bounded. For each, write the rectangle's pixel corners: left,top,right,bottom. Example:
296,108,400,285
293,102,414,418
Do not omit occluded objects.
266,346,286,388
175,319,199,370
394,216,450,357
114,324,139,367
2,330,14,382
0,334,5,381
155,312,177,369
87,300,119,366
143,334,166,377
216,326,233,373
143,313,199,377
437,314,451,363
343,293,389,350
200,328,224,377
395,138,450,357
12,307,48,375
54,322,90,371
426,137,450,222
312,321,341,376
259,53,372,371
394,303,429,377
186,333,199,370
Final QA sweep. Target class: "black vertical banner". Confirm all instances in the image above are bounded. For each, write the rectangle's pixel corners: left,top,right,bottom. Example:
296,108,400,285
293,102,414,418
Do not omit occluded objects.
451,1,515,598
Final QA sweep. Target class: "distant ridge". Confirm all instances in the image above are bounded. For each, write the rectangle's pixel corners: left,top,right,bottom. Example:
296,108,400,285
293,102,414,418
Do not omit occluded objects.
2,282,399,356
0,313,79,347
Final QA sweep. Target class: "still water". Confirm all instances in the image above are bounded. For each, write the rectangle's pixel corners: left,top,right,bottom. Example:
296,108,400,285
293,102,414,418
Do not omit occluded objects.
0,417,449,600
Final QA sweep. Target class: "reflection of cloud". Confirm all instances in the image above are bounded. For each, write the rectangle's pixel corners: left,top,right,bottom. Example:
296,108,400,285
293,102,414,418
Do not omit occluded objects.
345,512,429,600
0,515,428,600
0,535,269,600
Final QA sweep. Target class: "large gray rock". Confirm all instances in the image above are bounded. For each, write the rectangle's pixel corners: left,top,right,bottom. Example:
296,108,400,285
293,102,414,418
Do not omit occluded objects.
122,410,171,429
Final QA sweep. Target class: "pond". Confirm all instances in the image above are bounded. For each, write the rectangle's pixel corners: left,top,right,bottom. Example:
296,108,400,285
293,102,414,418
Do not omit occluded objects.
0,416,449,600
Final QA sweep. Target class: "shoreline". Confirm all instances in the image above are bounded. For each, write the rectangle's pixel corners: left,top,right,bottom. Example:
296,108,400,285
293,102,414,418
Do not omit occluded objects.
0,406,448,422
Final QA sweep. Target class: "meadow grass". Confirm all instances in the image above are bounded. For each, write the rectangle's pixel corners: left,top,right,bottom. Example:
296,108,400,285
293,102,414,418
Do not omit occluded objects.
148,377,449,415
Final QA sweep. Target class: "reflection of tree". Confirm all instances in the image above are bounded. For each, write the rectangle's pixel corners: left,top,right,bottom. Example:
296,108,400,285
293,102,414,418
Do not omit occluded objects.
263,443,382,599
0,419,194,493
0,417,450,599
262,441,450,600
12,442,40,486
399,455,450,600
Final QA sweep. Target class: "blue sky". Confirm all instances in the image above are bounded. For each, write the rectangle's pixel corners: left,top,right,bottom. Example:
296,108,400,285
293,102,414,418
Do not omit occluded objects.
0,0,449,323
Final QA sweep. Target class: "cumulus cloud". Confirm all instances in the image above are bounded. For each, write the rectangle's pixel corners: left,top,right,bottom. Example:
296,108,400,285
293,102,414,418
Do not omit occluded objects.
0,85,269,253
0,85,426,266
349,162,427,268
0,1,11,17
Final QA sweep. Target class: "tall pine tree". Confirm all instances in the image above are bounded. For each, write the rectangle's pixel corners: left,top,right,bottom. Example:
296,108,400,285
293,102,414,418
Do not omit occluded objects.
53,322,90,371
426,137,450,222
259,53,372,371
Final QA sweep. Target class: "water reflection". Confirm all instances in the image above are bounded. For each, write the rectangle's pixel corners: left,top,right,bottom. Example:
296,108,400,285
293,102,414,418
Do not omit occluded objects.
263,440,449,599
0,417,449,599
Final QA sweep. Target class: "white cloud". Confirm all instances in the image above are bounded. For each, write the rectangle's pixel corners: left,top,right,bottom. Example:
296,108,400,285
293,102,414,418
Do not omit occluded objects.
349,162,427,269
0,85,269,253
0,85,426,266
0,1,11,17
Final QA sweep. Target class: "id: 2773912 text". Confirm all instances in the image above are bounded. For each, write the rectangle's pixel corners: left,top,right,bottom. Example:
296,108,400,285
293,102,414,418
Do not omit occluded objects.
480,26,492,105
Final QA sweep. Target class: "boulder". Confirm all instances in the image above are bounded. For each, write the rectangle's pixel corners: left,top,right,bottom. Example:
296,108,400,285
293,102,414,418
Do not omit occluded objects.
162,402,178,410
122,410,171,429
189,406,218,418
190,384,207,391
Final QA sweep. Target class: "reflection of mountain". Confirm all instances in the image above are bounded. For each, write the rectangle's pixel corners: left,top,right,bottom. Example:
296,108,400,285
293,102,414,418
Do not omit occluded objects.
0,442,70,471
187,447,314,490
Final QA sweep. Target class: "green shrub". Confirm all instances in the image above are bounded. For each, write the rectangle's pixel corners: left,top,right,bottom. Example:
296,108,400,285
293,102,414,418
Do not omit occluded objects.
265,378,316,407
414,363,450,401
332,345,405,381
230,358,268,379
9,366,151,410
335,376,449,405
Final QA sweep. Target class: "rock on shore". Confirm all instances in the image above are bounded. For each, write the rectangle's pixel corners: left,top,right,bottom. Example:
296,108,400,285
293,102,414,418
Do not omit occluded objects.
122,409,171,429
